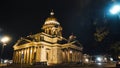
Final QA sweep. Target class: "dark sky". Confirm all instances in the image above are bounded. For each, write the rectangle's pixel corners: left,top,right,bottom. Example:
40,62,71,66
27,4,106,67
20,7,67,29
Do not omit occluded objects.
0,0,120,59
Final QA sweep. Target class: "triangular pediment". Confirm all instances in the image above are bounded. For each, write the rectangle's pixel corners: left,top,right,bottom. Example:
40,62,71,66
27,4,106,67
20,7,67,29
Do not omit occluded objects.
14,38,32,46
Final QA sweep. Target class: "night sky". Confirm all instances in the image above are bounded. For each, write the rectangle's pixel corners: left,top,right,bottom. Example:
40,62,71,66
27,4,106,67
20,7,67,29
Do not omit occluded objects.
0,0,120,59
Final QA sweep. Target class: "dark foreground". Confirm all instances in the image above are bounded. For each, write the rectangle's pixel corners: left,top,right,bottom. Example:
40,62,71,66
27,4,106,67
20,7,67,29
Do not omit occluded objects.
0,63,117,68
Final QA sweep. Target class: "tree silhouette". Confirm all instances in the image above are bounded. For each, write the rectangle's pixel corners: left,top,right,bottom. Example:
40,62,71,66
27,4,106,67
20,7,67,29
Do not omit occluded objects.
109,41,120,60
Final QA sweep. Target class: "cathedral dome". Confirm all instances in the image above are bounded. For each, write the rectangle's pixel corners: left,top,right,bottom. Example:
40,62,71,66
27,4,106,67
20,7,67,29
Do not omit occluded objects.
44,11,60,25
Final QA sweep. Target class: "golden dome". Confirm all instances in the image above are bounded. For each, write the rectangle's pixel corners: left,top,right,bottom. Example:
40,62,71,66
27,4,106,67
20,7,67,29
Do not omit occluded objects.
44,11,60,25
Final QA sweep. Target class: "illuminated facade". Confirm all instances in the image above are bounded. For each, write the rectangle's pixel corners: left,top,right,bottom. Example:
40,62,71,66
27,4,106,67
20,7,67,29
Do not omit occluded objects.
13,11,83,65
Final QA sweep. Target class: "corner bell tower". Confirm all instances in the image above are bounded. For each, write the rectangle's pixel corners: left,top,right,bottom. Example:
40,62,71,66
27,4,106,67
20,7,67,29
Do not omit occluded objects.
42,11,62,37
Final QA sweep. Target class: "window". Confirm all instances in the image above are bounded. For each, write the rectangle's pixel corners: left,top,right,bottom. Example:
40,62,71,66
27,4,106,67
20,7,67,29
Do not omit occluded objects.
40,35,44,41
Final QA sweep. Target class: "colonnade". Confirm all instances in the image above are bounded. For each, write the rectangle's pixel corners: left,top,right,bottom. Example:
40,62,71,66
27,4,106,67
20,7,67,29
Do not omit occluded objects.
62,48,82,63
13,46,83,65
13,46,42,64
44,27,62,36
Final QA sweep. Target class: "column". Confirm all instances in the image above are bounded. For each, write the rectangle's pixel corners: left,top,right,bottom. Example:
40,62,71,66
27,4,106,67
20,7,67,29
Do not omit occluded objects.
24,49,27,64
36,46,41,62
14,51,17,63
18,50,21,63
28,47,31,64
65,49,68,63
75,51,77,63
13,51,16,63
62,50,65,63
71,50,74,62
29,47,32,64
23,49,25,63
30,46,35,64
74,51,76,62
67,49,71,63
76,51,79,62
15,51,17,63
32,46,36,63
26,48,29,64
17,50,19,63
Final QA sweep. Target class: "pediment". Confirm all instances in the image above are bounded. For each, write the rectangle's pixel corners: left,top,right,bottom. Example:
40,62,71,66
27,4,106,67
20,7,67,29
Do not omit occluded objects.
14,38,32,46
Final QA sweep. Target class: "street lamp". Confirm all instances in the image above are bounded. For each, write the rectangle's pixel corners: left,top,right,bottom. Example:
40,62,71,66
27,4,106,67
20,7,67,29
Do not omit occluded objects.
109,4,120,18
109,5,120,14
0,36,11,64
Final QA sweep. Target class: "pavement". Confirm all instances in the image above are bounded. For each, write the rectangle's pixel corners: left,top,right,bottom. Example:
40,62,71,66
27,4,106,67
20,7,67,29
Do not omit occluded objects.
0,62,116,68
0,64,7,67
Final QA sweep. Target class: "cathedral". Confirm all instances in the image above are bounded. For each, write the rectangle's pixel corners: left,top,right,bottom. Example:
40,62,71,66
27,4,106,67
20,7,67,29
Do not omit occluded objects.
12,11,83,65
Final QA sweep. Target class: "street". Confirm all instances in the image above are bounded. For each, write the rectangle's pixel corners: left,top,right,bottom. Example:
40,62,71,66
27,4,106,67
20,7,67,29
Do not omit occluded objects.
0,62,116,68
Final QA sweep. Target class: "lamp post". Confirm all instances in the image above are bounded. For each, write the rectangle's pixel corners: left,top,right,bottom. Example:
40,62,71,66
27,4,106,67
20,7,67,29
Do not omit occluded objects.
0,36,10,64
108,2,120,60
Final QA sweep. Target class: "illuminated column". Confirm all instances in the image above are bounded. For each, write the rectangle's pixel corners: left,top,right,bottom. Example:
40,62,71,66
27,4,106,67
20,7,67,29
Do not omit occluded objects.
26,48,28,64
15,51,18,63
74,50,76,62
73,51,75,63
36,46,41,62
62,50,65,63
17,51,19,63
29,47,32,63
24,49,27,64
41,46,46,62
64,49,66,63
71,50,74,62
13,51,16,63
23,49,25,63
65,49,68,63
28,47,30,63
30,46,35,64
15,51,17,63
26,48,29,64
46,28,49,34
29,47,32,64
77,52,79,62
67,49,70,63
18,50,21,63
25,49,27,63
32,46,35,63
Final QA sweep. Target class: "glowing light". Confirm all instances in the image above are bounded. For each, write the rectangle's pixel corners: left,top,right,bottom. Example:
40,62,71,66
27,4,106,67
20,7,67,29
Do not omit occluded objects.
50,12,54,16
45,20,60,25
97,57,102,62
0,36,10,44
109,5,120,14
110,58,113,61
4,60,8,63
85,58,89,62
97,63,102,65
21,51,23,54
70,50,72,53
118,56,120,59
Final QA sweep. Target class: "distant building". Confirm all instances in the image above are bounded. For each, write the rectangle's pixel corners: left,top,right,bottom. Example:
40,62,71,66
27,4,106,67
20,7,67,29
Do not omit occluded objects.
12,11,83,65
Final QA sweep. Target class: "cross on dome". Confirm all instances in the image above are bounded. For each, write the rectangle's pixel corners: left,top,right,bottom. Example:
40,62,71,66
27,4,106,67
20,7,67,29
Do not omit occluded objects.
44,10,60,25
50,9,54,16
